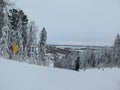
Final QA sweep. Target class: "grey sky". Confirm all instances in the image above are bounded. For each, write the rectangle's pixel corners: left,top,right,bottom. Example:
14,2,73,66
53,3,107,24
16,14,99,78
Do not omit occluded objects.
11,0,120,46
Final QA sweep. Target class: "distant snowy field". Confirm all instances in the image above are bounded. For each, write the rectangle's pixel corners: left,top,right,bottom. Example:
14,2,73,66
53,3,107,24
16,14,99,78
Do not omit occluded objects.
0,57,120,90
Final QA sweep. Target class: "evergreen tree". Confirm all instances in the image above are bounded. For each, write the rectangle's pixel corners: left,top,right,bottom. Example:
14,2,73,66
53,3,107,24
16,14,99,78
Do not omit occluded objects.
0,0,5,38
38,27,47,66
27,21,37,57
0,0,12,59
19,10,28,60
20,10,28,60
90,52,96,67
7,9,28,61
8,9,25,61
114,34,120,67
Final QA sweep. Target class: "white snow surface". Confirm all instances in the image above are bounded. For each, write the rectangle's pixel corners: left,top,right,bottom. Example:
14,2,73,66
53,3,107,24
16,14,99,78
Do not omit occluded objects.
0,57,120,90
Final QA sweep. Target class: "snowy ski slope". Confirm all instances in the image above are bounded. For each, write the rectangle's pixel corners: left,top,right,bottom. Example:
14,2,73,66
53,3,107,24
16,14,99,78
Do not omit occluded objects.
0,57,120,90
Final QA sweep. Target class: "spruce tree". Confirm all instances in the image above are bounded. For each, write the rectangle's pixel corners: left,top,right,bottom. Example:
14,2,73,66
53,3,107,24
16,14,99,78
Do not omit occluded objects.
0,0,12,59
8,9,28,61
0,0,5,38
27,21,37,57
38,27,47,66
114,34,120,67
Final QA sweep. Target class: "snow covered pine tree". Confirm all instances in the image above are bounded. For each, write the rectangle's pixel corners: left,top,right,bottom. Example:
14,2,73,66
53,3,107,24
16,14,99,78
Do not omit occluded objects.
0,0,13,59
0,0,4,38
114,34,120,67
8,9,28,61
27,21,37,64
38,27,48,66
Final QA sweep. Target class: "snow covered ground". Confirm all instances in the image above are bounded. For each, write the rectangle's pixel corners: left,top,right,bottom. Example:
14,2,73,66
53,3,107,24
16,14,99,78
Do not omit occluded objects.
0,57,120,90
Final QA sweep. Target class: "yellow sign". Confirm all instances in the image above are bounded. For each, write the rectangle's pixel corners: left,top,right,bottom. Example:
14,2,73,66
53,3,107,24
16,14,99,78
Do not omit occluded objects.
12,42,19,54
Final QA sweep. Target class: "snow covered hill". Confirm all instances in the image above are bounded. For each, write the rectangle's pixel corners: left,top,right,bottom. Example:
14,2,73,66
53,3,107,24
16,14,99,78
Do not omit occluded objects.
0,57,120,90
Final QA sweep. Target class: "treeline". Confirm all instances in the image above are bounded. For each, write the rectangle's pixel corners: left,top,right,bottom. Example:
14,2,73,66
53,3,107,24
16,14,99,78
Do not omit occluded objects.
0,0,49,66
54,34,120,70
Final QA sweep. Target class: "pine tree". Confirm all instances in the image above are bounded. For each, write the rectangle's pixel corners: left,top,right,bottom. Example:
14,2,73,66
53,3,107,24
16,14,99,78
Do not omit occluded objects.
8,9,25,61
0,0,12,59
18,10,28,60
0,0,5,38
20,10,28,60
7,9,28,61
114,34,120,67
27,21,37,57
38,27,48,66
89,52,96,68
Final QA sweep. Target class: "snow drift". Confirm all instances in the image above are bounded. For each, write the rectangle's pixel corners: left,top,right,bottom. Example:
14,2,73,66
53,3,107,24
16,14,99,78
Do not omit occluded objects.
0,57,120,90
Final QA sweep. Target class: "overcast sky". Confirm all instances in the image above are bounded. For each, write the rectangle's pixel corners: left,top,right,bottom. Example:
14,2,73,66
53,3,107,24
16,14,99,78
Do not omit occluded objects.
10,0,120,46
